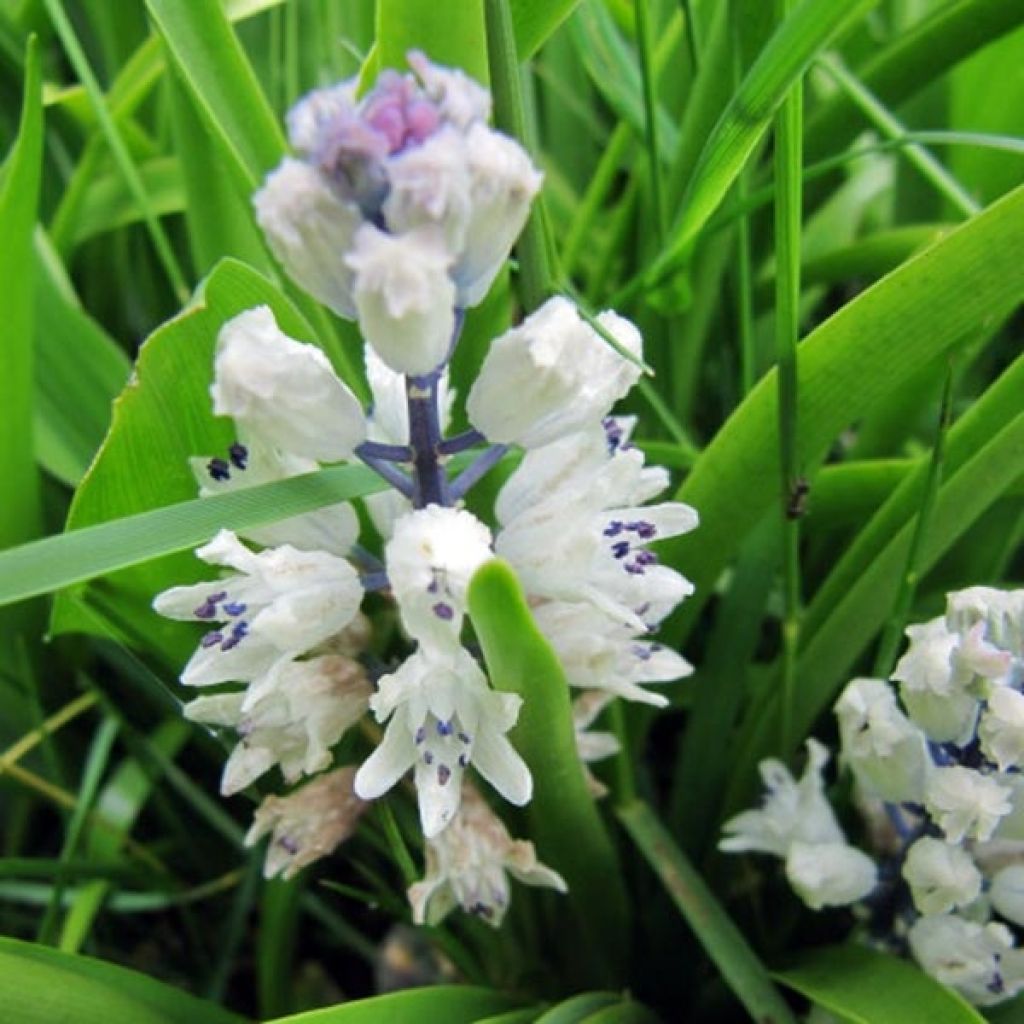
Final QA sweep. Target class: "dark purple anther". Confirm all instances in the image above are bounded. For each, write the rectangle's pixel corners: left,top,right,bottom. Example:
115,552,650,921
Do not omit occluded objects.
635,521,657,540
278,835,300,855
437,763,451,786
222,601,247,616
424,750,434,765
625,563,645,576
432,602,454,621
635,550,658,567
207,457,231,482
426,579,439,594
603,521,624,537
458,753,468,767
457,732,471,745
415,726,426,745
220,621,249,651
436,718,453,737
611,541,630,560
194,601,218,620
228,442,248,470
201,631,224,648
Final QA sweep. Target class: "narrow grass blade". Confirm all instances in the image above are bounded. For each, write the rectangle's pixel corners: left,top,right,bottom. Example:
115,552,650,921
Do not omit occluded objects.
617,800,797,1024
261,986,520,1023
377,0,488,81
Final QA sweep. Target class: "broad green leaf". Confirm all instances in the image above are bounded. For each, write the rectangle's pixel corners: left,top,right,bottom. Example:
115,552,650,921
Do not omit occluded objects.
0,36,42,552
0,936,248,1024
644,0,881,285
775,944,985,1023
510,0,584,59
617,801,796,1024
534,993,619,1024
142,0,362,388
660,185,1024,647
33,231,130,486
45,258,372,650
467,560,629,985
263,986,520,1023
376,0,488,82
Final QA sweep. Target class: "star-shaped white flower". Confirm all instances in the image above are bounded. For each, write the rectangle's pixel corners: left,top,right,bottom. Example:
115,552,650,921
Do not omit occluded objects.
153,530,362,694
354,645,531,837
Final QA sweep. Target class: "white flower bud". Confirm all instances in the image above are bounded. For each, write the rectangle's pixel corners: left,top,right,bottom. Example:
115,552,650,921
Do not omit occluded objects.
454,122,542,306
925,766,1012,843
784,841,877,910
835,678,931,803
467,297,643,449
385,505,493,650
980,687,1024,771
254,160,363,319
992,864,1024,927
246,767,366,879
908,914,1024,1006
894,618,979,743
902,837,983,915
211,306,365,461
346,224,455,375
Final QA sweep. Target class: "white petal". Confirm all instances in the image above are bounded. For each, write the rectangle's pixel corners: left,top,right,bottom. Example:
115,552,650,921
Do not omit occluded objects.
346,224,455,375
354,717,418,800
471,727,532,807
467,297,642,448
212,306,365,460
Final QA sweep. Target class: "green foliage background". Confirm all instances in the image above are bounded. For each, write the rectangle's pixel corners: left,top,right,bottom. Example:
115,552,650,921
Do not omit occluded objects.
0,0,1021,1021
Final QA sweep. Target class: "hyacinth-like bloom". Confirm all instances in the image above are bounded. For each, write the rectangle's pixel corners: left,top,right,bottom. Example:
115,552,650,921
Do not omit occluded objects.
153,529,363,694
254,51,542,374
721,585,1024,1005
155,53,699,918
355,645,531,837
408,784,565,926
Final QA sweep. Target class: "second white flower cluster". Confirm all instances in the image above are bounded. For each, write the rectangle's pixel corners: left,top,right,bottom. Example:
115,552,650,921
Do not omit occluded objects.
722,585,1024,1006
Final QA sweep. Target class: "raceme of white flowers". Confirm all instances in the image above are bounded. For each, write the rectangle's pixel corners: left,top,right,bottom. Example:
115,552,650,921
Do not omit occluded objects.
721,585,1024,1006
153,54,699,926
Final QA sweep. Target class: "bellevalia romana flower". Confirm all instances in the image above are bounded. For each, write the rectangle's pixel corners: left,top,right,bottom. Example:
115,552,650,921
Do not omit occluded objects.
154,52,699,919
721,584,1024,1006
